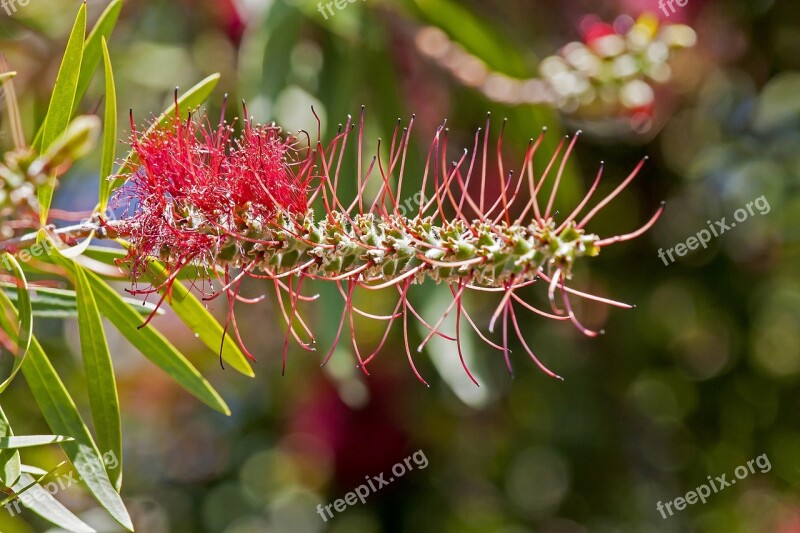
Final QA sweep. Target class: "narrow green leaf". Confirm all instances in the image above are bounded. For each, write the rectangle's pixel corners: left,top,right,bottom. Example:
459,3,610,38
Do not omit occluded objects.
1,469,37,507
410,0,529,76
37,3,87,223
0,61,25,150
10,473,95,533
0,252,32,357
148,261,254,377
0,282,162,318
78,245,127,263
0,254,32,394
43,245,123,489
111,73,221,191
31,0,120,148
99,38,117,211
0,296,27,392
17,336,133,530
0,406,21,487
71,263,122,490
20,464,49,476
0,435,73,449
72,0,123,116
82,268,231,415
148,73,221,133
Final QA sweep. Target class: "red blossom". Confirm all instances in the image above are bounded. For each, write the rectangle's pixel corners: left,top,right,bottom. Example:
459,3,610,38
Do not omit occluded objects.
117,109,311,279
228,122,309,218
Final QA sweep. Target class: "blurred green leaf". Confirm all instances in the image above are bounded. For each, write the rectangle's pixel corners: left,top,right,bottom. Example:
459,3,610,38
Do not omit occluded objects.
99,38,117,211
148,261,254,377
253,0,302,103
82,268,231,415
409,0,529,76
753,72,800,132
36,3,87,224
18,335,133,531
0,435,73,449
149,73,221,129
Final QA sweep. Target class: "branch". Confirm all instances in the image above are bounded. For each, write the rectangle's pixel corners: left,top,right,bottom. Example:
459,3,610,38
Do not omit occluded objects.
0,218,120,255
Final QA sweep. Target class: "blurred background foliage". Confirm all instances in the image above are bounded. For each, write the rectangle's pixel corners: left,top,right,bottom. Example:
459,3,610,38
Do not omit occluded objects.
1,0,800,531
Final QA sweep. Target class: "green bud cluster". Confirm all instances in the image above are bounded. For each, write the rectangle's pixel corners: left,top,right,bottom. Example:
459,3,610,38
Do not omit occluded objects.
0,116,100,237
206,210,601,287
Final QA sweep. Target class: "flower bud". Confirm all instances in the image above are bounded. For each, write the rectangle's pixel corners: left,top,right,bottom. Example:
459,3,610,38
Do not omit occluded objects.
28,115,101,179
0,71,17,85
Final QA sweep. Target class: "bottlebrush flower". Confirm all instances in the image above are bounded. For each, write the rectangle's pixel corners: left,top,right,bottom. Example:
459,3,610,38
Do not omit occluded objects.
114,105,663,385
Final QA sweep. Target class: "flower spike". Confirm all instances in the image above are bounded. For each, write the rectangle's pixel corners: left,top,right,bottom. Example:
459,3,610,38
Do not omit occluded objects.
114,107,662,382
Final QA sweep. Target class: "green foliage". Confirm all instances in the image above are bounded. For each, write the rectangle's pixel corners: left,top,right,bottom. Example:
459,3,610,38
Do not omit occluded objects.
9,472,94,532
0,282,161,318
64,257,123,490
0,4,240,530
410,0,529,76
1,1,795,531
99,38,117,211
0,253,31,394
18,334,133,531
73,0,123,117
35,3,86,224
0,435,73,449
81,266,231,415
